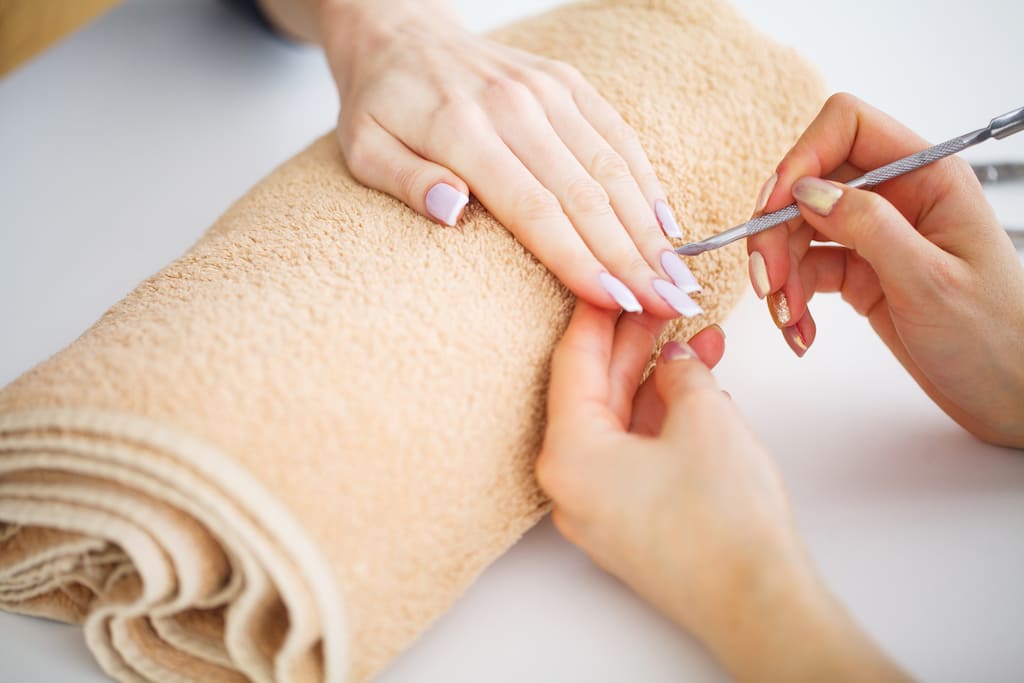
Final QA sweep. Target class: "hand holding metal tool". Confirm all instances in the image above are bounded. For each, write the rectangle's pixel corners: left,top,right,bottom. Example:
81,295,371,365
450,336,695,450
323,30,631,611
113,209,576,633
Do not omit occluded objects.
675,106,1024,256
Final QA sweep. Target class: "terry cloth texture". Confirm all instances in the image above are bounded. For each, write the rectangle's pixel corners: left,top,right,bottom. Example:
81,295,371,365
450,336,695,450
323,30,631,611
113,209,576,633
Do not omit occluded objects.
0,1,823,681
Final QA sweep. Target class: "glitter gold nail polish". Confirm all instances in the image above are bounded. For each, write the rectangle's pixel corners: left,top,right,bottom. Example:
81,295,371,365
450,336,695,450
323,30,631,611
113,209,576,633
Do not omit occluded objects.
768,290,791,327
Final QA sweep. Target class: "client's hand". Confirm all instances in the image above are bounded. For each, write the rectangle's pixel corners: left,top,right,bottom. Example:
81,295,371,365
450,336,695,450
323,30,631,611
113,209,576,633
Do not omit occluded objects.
747,94,1024,447
262,0,702,319
537,301,910,682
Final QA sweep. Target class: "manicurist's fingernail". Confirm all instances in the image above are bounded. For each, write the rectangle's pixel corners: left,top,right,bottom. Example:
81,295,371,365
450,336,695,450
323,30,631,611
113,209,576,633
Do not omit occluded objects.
425,183,469,226
748,251,770,299
599,272,642,313
768,290,791,327
660,250,701,294
655,199,683,239
783,325,808,357
653,279,703,318
753,173,777,215
661,340,697,361
792,177,842,216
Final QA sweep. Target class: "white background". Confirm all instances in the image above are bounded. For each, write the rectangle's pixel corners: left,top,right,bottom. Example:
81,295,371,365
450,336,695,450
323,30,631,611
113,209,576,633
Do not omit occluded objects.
1,1,1023,681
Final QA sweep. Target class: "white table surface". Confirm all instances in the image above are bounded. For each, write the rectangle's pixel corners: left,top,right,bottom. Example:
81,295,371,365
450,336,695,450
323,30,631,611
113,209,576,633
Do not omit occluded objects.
1,1,1023,681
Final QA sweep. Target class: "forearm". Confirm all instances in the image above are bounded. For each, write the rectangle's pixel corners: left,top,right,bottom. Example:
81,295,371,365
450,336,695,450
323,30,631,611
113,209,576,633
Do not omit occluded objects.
695,565,911,683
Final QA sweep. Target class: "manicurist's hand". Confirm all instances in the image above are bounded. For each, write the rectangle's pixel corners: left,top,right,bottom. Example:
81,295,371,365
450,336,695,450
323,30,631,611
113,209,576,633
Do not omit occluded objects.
258,0,702,319
746,94,1024,447
537,301,910,683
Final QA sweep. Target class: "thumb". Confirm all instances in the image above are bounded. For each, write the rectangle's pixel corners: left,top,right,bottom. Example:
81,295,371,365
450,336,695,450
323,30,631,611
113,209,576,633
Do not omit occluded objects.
340,120,470,226
790,176,949,299
654,341,722,437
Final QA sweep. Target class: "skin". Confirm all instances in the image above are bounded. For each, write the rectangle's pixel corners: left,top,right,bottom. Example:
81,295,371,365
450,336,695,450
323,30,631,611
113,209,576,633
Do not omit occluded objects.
538,304,912,682
540,96,1023,679
251,6,1020,676
257,0,697,318
747,94,1024,447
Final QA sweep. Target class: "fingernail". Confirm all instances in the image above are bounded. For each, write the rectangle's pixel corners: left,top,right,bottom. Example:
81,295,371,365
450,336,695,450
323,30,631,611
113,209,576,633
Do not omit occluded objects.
653,279,703,318
655,200,683,239
753,173,777,215
599,272,642,313
425,183,469,226
662,340,696,361
748,251,770,299
783,325,807,357
660,251,701,294
791,177,842,216
710,323,726,339
768,290,791,327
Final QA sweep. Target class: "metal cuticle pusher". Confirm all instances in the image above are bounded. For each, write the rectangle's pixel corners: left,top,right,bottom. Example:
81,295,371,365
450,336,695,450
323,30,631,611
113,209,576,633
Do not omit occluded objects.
675,105,1024,256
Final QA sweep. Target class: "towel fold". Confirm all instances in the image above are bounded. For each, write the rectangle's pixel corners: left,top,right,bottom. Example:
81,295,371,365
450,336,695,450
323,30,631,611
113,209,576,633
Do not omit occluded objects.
0,1,824,680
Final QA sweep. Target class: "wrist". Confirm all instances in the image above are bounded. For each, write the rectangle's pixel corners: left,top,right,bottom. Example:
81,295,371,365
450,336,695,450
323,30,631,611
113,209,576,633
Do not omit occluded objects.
320,0,461,73
696,556,908,683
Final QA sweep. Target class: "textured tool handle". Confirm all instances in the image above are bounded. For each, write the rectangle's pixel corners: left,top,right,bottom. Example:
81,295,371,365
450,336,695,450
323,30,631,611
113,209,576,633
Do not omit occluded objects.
848,132,982,190
676,107,1024,256
737,130,985,241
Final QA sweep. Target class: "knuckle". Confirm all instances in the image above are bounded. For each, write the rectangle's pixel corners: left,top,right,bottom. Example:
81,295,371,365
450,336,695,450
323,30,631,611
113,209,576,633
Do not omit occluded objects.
341,124,374,169
429,94,483,137
621,255,652,278
485,76,535,110
546,61,585,89
824,91,859,115
852,192,893,239
925,255,967,297
517,187,563,222
391,164,427,203
608,120,640,149
589,148,632,184
565,177,611,216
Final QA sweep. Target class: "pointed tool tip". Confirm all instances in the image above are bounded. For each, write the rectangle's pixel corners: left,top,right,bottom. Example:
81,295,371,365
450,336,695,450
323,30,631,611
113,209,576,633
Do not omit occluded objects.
674,242,705,256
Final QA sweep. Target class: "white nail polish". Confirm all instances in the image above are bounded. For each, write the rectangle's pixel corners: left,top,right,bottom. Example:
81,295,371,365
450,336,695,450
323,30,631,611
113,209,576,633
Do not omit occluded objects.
655,200,683,239
660,251,701,294
426,183,469,226
599,272,642,313
754,173,778,215
748,251,770,299
653,279,702,318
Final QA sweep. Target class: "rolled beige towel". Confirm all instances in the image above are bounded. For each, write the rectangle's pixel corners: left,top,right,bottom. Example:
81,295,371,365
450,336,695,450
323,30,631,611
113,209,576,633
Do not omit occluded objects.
0,0,824,681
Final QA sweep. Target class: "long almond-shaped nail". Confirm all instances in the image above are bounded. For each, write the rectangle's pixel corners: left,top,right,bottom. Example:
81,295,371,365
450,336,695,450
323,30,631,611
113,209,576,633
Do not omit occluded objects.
599,272,642,313
425,183,469,226
653,279,702,318
748,251,770,299
768,290,791,327
753,173,777,215
660,251,701,294
792,177,842,216
661,340,696,361
654,200,683,239
783,325,807,357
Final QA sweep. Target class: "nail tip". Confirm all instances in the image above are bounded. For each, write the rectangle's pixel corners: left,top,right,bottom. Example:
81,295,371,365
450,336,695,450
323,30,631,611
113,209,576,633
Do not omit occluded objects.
655,200,684,239
599,272,643,313
653,279,703,318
